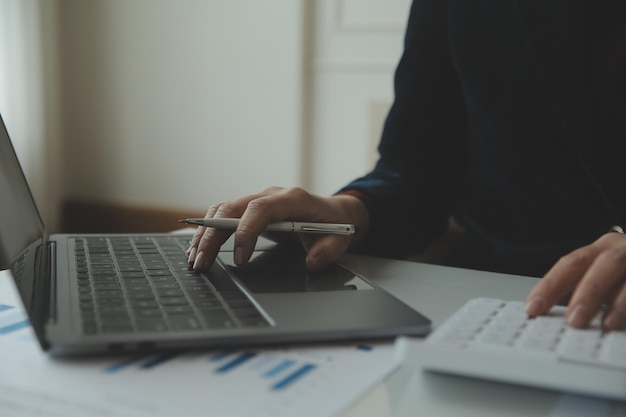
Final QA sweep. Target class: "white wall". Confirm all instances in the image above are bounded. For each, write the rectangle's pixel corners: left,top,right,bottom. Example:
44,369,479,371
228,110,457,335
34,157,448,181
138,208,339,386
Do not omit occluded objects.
0,0,410,232
58,0,305,214
307,0,411,195
0,0,62,231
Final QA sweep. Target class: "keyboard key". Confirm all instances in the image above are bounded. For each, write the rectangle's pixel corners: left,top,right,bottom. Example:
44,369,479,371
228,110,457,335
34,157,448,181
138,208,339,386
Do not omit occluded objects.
96,298,126,306
188,291,218,300
127,291,156,301
93,283,120,290
159,297,189,306
193,299,223,309
136,319,168,332
147,270,172,276
97,306,128,315
184,285,212,292
120,272,147,278
135,309,164,318
152,283,179,290
150,276,176,283
163,306,194,315
101,324,134,333
168,315,202,331
219,290,248,301
131,300,160,309
199,309,235,329
156,289,185,298
125,284,152,292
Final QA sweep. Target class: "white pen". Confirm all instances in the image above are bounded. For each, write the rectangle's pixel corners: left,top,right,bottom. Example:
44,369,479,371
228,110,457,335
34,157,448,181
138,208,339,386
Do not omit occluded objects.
179,218,357,235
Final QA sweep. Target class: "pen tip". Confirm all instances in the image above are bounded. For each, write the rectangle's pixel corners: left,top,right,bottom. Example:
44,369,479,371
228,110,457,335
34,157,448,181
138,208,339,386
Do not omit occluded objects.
178,219,188,223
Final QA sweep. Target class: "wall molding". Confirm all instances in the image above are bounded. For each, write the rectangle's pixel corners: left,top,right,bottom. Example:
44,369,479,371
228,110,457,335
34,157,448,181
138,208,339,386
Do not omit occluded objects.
333,0,410,33
312,62,398,73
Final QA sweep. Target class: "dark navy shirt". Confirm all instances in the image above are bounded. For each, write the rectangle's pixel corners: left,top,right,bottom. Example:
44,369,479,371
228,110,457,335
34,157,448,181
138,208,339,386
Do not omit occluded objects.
341,0,626,276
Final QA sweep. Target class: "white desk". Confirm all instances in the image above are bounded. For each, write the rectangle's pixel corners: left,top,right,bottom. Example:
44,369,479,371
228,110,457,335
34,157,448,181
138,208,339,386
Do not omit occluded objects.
337,254,595,417
1,252,620,416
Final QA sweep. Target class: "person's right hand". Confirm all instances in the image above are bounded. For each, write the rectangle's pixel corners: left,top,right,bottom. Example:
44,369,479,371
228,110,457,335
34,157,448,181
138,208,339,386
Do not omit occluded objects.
186,186,370,272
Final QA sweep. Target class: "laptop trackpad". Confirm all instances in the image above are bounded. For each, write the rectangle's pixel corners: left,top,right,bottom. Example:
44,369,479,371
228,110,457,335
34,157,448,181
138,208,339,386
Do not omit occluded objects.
217,247,373,293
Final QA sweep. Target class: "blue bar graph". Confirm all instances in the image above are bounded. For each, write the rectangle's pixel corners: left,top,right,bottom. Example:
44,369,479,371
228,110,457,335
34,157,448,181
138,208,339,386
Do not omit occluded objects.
271,363,316,391
104,356,149,373
263,359,296,378
215,352,257,373
101,348,320,393
0,306,30,335
0,320,29,334
140,353,180,369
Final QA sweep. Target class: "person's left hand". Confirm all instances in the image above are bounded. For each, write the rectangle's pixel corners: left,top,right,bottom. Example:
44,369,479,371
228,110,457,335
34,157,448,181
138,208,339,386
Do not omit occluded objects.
525,231,626,331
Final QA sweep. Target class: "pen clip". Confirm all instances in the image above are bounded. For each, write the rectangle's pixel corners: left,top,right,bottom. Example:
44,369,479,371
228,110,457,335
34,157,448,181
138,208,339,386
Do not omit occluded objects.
300,225,355,235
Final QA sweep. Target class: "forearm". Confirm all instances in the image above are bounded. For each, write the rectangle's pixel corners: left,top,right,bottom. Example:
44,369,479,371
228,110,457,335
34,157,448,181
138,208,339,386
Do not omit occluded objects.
338,164,450,258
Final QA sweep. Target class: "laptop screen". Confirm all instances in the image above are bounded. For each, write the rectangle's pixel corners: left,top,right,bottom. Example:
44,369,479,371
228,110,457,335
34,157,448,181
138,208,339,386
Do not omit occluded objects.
0,114,45,269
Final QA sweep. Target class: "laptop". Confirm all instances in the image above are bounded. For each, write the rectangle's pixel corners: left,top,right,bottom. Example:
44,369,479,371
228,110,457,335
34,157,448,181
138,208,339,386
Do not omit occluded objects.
0,113,431,356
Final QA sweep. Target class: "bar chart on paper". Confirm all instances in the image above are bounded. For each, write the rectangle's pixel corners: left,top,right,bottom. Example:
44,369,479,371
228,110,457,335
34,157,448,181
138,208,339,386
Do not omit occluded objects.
105,349,318,391
104,348,331,392
98,343,398,416
0,304,30,335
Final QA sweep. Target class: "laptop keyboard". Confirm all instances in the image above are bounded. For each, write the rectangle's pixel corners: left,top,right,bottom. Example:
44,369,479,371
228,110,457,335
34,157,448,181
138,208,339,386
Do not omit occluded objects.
73,236,270,335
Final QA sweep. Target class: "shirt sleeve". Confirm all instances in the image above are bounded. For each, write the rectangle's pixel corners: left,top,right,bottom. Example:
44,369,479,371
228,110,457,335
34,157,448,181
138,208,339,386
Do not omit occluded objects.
338,0,467,259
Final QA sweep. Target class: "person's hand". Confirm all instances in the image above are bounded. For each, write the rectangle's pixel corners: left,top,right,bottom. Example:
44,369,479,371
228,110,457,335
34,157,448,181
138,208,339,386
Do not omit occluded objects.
525,231,626,331
186,186,370,272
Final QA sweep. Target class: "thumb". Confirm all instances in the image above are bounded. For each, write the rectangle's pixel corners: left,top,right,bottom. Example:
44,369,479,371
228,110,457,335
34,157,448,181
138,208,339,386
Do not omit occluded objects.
304,235,350,271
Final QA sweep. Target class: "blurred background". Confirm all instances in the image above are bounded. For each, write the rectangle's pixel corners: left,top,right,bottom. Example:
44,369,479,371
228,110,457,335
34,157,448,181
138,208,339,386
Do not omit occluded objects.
0,0,409,234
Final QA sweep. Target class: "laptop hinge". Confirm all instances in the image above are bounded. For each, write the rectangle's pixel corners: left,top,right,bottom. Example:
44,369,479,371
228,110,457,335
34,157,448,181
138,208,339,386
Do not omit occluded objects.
47,241,58,323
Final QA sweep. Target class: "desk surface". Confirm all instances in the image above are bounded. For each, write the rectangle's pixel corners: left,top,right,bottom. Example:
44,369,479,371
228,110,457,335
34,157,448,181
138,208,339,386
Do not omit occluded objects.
1,246,612,417
338,254,569,417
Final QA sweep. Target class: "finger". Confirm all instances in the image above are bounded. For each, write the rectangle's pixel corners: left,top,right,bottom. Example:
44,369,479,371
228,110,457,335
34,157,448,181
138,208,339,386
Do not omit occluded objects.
299,234,317,252
305,235,351,271
192,226,233,271
191,190,283,267
602,275,626,306
187,204,220,263
234,187,328,265
566,245,626,328
525,245,598,317
190,195,265,269
602,282,626,330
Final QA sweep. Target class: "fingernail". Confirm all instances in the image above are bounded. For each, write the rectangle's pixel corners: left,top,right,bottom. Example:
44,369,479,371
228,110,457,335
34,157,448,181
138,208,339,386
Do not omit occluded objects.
187,247,197,265
192,251,205,270
567,304,589,328
524,296,545,317
234,246,244,266
603,310,622,331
